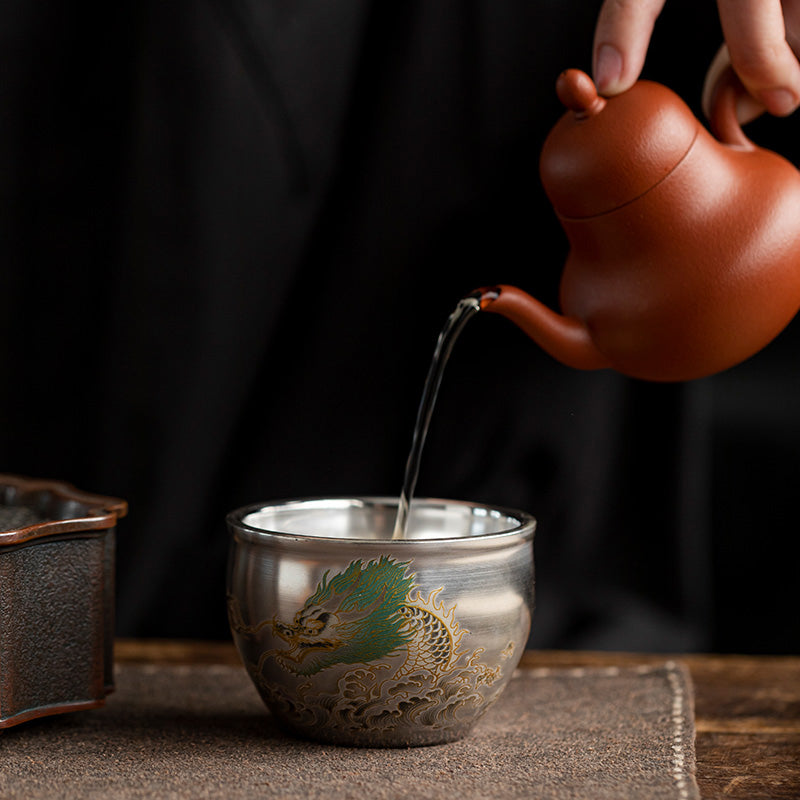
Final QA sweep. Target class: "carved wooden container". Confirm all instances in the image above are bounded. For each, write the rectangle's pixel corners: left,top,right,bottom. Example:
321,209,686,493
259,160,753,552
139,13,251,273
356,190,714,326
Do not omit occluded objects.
0,474,127,729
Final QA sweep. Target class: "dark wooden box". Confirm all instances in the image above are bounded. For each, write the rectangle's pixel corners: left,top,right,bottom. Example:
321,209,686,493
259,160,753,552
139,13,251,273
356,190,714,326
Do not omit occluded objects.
0,475,127,729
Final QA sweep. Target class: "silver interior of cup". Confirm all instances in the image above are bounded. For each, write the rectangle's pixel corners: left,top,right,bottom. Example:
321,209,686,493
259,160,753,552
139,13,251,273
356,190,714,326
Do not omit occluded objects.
238,497,531,542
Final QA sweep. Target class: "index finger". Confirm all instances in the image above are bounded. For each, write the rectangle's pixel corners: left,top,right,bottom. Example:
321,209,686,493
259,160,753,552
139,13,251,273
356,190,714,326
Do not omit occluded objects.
593,0,667,95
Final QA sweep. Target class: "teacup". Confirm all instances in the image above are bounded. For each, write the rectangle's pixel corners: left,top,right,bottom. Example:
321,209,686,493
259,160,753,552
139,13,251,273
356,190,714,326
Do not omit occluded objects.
226,497,535,747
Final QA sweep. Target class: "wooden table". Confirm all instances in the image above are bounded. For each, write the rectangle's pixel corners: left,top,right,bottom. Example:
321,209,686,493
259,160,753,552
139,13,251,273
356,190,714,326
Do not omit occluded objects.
116,640,800,800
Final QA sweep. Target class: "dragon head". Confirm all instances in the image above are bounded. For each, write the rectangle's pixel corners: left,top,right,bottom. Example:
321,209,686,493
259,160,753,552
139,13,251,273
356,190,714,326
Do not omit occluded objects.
270,556,414,676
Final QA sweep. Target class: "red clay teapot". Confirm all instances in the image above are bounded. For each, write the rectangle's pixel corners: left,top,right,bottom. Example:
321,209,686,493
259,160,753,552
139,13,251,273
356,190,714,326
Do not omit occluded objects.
480,68,800,381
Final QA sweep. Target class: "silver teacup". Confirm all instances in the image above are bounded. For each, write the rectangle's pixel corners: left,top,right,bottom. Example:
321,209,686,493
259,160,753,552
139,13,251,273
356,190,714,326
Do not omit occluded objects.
226,497,535,747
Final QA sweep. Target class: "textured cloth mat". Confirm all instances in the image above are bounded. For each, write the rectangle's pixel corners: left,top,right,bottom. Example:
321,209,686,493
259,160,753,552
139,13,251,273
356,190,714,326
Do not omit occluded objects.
0,660,699,800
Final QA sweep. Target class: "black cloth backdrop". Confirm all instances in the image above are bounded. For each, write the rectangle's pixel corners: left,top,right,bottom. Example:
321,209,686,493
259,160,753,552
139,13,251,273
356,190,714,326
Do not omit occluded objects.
2,0,798,652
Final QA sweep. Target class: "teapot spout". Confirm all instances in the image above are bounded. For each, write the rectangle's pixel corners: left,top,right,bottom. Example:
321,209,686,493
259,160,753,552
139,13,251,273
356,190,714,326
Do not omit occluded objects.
478,284,613,371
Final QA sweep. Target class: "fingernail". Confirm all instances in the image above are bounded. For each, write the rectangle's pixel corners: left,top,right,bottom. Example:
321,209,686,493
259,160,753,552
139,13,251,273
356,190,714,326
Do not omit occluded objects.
594,44,623,94
758,88,799,116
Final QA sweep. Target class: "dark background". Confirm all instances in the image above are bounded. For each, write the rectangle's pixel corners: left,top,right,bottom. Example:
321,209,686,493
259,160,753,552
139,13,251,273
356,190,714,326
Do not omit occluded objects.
2,0,798,653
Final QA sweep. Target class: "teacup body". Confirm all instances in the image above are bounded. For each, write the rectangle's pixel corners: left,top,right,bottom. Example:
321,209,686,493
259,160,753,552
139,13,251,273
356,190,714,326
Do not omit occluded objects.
227,497,535,747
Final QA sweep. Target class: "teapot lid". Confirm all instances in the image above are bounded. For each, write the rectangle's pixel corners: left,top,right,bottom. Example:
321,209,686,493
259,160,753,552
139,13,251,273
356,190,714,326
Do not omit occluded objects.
540,70,699,218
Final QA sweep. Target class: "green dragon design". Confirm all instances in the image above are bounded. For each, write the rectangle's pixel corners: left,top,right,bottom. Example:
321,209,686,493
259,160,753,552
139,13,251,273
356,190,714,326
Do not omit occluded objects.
261,556,471,679
228,556,519,741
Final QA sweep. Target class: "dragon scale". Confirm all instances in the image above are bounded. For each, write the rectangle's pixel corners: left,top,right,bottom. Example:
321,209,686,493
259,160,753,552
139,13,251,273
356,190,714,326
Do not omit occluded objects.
394,603,455,678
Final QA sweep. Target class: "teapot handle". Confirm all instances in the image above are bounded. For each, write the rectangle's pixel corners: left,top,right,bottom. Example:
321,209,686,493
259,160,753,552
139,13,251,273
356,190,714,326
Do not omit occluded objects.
708,65,756,151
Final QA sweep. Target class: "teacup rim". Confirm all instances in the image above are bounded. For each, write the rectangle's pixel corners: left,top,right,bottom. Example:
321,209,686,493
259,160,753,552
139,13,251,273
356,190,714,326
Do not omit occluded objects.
226,495,536,546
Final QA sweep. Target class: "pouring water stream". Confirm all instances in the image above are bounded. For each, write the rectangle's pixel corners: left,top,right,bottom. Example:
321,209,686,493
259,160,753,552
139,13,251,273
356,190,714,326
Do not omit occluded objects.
391,289,499,540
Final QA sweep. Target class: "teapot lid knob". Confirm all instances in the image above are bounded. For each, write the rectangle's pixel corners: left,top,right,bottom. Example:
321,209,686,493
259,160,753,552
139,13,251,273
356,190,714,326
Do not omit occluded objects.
556,69,606,117
541,69,699,218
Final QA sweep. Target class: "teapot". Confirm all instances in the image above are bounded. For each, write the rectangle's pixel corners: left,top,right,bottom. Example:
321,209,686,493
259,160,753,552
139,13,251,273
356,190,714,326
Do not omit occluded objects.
479,68,800,381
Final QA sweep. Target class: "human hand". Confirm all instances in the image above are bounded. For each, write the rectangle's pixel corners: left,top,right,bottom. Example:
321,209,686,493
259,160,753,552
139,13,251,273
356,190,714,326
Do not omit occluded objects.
592,0,800,119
